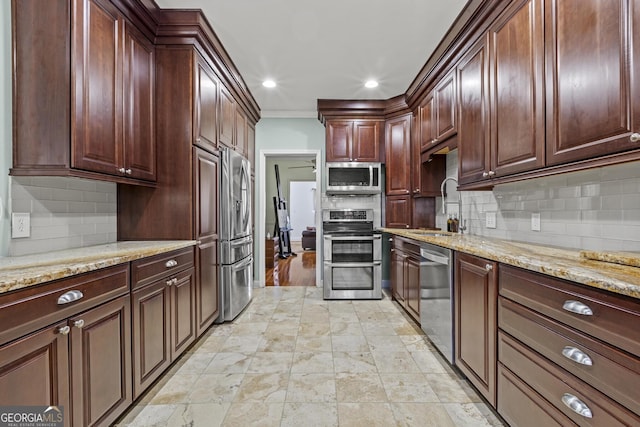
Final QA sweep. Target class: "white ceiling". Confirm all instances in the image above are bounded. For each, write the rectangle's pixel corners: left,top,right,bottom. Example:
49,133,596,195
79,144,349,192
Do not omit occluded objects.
155,0,468,118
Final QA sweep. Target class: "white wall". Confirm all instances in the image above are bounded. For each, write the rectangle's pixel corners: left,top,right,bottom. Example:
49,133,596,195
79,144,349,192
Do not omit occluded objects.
437,150,640,251
1,1,11,256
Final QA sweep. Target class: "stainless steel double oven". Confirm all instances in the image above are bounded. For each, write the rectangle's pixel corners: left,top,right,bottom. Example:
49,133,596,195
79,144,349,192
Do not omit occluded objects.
322,209,382,299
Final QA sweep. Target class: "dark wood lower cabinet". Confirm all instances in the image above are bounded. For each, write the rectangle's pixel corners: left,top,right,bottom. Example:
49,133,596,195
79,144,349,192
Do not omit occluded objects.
390,236,421,324
170,268,196,358
454,252,497,407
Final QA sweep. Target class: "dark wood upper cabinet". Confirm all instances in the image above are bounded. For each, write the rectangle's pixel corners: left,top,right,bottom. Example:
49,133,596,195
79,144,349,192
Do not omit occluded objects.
326,120,382,162
545,0,640,165
489,0,545,177
11,0,156,185
385,115,412,195
235,109,248,156
247,123,255,171
434,70,457,141
194,56,219,152
457,37,491,185
219,86,236,148
419,93,436,151
385,195,412,229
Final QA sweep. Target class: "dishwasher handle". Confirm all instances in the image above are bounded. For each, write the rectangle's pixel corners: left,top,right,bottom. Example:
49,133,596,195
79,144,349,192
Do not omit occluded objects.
420,248,450,265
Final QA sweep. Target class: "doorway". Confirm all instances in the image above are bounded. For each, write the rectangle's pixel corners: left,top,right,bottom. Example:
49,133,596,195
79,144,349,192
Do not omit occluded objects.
289,181,316,241
257,150,322,288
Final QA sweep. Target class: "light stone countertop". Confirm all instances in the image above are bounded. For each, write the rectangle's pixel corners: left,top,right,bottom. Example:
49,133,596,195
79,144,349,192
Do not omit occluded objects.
382,228,640,300
0,241,196,294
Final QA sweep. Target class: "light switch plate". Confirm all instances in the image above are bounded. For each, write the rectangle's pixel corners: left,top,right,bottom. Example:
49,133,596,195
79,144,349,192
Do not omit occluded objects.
486,212,497,229
531,212,541,231
12,212,30,238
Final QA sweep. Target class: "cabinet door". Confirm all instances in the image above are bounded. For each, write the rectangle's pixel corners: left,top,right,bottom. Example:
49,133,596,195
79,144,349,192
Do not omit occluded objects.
170,268,196,358
405,254,421,321
194,149,220,335
385,115,412,196
0,322,70,422
194,56,219,152
391,245,405,303
489,0,545,177
131,280,171,399
385,195,411,229
247,123,255,172
434,70,457,141
419,93,436,151
457,37,491,185
70,295,132,427
545,0,640,165
352,120,381,162
326,121,353,162
123,21,156,181
72,0,122,176
235,109,248,156
454,252,497,407
219,86,236,148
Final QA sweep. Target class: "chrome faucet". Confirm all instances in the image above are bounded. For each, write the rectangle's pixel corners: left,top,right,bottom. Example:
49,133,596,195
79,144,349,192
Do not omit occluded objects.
440,176,466,234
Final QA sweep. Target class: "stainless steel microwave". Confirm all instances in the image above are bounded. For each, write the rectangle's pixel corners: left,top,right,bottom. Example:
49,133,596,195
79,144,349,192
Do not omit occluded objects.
326,162,383,195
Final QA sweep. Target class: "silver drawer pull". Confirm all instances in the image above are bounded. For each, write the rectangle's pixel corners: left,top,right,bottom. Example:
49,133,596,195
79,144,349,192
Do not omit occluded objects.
562,346,593,366
485,264,493,271
57,290,84,305
562,300,593,316
74,319,85,329
561,393,593,418
58,325,71,335
165,259,178,268
166,279,173,286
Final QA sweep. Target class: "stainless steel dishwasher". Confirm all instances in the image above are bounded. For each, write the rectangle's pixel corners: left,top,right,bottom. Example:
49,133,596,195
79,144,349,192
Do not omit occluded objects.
419,242,454,364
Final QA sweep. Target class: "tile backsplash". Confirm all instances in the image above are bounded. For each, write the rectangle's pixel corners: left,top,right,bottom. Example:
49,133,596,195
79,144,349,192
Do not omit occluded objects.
436,150,640,252
9,176,116,256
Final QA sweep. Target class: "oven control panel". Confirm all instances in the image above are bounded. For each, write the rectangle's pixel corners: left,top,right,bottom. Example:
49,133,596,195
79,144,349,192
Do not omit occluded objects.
323,209,373,222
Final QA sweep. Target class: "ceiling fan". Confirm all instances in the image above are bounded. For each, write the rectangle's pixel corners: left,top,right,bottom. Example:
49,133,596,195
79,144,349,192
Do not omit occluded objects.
288,159,316,173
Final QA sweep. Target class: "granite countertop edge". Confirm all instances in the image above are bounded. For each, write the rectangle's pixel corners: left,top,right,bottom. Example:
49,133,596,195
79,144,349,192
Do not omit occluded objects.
382,228,640,300
0,241,197,294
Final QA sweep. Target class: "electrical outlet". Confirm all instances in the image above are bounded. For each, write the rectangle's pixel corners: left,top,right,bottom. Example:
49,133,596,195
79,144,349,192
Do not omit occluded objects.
531,212,541,232
486,211,497,229
12,213,30,238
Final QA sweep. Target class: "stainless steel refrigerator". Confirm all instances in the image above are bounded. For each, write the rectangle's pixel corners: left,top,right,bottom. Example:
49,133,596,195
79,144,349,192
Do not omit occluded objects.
219,147,253,321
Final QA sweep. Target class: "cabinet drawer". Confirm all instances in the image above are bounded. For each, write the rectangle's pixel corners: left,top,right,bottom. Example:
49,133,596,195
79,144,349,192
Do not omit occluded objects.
499,332,640,426
0,264,130,346
131,247,194,289
499,297,640,416
497,363,571,427
499,265,640,357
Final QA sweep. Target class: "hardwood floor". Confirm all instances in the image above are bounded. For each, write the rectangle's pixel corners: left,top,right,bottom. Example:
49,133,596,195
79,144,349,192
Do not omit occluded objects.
266,241,316,286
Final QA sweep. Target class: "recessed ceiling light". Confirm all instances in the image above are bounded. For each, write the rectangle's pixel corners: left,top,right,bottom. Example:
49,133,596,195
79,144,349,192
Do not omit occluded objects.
262,79,276,88
364,80,379,88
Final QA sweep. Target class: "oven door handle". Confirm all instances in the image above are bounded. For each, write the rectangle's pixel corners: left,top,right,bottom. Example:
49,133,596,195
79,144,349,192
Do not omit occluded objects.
324,261,381,267
323,235,380,241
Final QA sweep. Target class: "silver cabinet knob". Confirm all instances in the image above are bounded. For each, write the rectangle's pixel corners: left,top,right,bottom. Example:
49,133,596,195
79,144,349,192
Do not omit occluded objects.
118,167,126,173
125,168,132,175
482,172,489,178
630,132,640,142
165,260,178,268
172,278,178,285
166,279,173,286
58,325,71,335
74,319,85,329
485,264,493,271
562,346,593,366
488,170,496,176
562,300,593,316
561,393,593,418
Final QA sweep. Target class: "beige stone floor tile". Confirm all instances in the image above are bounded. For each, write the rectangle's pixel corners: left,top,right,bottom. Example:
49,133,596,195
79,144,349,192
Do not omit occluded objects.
298,322,331,336
286,373,337,402
205,352,253,374
257,334,297,352
149,373,200,404
174,353,215,375
361,321,399,336
264,320,300,336
190,335,228,354
247,351,294,373
371,350,421,373
115,404,178,426
332,351,378,374
337,402,397,427
222,402,284,427
410,350,449,374
329,320,364,335
281,402,339,427
331,335,369,352
399,334,434,352
335,373,387,403
166,402,230,427
366,334,406,351
295,335,332,352
444,403,501,426
291,351,335,373
234,372,289,402
426,373,483,403
229,321,269,335
393,322,424,335
390,402,456,427
328,311,361,323
232,310,273,323
356,311,389,321
379,373,440,403
219,335,262,353
188,373,244,403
